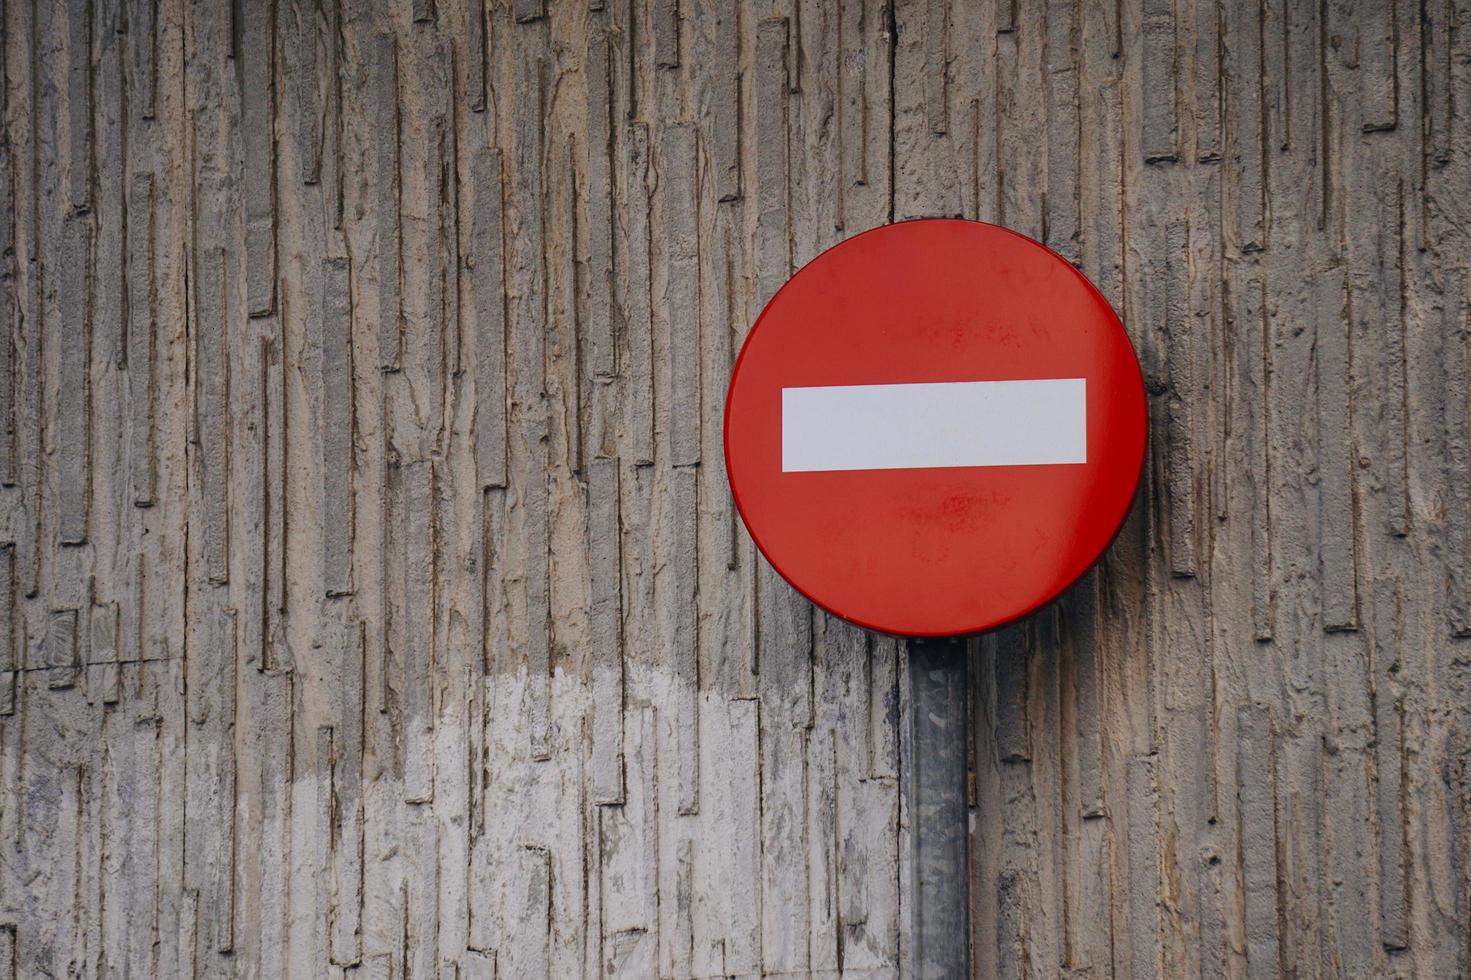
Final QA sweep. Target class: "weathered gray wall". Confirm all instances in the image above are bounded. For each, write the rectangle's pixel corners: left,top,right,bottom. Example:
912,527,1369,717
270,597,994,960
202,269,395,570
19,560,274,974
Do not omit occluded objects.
1,0,1467,976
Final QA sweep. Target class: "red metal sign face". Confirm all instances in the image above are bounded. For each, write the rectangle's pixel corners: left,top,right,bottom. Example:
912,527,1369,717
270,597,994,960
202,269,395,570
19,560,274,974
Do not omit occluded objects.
724,219,1147,637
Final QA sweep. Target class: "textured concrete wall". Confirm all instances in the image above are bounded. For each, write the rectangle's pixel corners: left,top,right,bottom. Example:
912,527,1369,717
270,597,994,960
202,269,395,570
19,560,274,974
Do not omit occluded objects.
1,0,1467,977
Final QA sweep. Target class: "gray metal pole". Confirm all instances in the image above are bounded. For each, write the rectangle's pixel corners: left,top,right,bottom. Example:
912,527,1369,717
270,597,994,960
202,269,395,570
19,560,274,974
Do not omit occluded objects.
907,637,971,979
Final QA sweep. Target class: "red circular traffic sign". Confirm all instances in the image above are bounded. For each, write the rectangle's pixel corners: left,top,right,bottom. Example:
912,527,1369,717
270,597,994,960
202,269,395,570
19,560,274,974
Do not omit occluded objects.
724,218,1146,637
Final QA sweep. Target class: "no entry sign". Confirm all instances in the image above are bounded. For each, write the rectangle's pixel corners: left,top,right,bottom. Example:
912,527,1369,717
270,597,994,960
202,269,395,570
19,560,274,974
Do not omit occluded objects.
724,219,1146,637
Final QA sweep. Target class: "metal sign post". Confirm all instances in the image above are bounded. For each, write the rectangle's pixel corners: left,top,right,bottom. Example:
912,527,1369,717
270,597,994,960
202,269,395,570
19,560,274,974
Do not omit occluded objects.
907,638,970,979
724,217,1145,979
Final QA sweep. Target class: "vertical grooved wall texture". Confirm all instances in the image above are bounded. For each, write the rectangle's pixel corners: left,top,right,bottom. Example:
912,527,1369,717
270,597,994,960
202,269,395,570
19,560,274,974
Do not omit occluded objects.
0,1,1467,977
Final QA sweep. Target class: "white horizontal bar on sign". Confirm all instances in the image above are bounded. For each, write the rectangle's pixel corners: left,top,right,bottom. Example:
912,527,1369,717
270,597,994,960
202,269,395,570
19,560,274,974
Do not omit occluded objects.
781,378,1087,473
